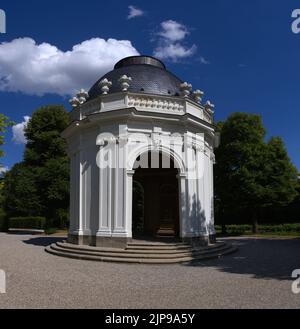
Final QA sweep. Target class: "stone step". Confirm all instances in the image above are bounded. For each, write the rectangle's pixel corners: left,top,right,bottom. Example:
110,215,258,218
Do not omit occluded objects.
128,242,190,247
56,241,192,254
55,241,228,257
126,244,191,250
126,242,226,251
60,245,193,255
49,243,232,259
125,243,228,256
46,241,237,264
45,244,237,264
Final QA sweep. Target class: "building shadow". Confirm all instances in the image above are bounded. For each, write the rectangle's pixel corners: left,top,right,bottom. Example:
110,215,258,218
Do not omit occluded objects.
182,192,300,281
22,237,65,247
185,237,300,281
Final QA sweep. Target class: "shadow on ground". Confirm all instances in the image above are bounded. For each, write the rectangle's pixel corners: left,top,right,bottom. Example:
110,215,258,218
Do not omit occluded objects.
23,237,65,247
186,237,300,281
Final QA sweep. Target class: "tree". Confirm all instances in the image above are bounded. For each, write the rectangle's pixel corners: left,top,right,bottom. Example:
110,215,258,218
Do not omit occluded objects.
24,106,69,165
215,113,299,233
0,114,14,230
4,163,44,217
0,113,14,172
263,137,299,206
4,105,70,228
0,113,13,157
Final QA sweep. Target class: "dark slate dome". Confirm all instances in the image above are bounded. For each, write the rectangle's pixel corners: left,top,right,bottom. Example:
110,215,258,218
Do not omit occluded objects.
88,56,185,100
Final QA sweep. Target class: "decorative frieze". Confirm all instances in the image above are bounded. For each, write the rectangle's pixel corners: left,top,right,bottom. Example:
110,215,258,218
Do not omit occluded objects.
70,93,213,124
127,95,185,113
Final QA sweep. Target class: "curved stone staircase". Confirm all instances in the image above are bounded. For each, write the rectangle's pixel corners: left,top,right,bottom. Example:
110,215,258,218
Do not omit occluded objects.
45,240,237,264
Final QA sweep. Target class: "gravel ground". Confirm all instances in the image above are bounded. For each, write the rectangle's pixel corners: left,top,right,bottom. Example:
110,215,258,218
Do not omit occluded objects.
0,233,299,309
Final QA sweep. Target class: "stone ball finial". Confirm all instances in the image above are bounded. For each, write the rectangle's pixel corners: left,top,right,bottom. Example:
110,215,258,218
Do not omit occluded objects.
180,82,193,98
193,90,204,103
69,97,80,108
118,75,132,92
98,78,112,95
205,100,215,112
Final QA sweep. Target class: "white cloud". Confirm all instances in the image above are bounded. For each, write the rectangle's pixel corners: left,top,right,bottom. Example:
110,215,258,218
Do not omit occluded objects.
12,116,31,144
0,166,9,175
158,20,189,42
199,56,210,65
153,20,197,62
0,37,139,96
154,44,197,62
128,5,144,19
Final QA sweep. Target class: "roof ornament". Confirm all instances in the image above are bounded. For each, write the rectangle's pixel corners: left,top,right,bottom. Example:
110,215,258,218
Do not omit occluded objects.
76,89,89,104
193,90,204,104
99,78,112,95
69,97,80,109
205,100,215,112
118,75,132,92
180,82,192,98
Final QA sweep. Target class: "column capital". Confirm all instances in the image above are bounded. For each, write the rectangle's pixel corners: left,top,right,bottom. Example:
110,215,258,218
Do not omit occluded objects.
195,144,205,152
127,170,135,177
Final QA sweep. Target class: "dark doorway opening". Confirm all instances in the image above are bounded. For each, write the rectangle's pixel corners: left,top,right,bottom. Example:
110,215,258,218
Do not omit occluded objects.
132,152,180,239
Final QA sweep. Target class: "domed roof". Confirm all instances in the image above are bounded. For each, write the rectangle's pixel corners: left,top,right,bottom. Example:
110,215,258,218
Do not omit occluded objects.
88,56,186,100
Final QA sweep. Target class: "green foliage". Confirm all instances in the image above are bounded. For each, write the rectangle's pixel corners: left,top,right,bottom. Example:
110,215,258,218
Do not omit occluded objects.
3,105,70,228
0,113,14,159
4,163,44,216
44,227,58,235
215,112,299,232
215,224,300,236
9,216,46,230
24,106,69,165
259,223,300,233
0,208,7,231
263,137,299,206
215,224,251,235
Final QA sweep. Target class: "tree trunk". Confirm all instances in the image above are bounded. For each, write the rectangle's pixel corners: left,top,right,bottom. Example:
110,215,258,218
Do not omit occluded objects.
221,223,227,235
252,210,258,234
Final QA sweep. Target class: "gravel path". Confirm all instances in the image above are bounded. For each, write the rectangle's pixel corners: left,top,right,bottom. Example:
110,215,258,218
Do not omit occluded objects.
0,233,299,309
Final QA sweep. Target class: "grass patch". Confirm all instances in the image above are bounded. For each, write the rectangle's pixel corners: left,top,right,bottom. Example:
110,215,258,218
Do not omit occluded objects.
44,227,58,235
44,228,68,236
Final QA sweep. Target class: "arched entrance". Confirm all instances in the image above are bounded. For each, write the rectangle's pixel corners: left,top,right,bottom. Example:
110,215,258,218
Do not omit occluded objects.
132,151,180,239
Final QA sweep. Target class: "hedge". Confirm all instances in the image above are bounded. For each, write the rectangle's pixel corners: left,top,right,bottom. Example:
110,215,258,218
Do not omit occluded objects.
215,223,300,235
9,217,46,230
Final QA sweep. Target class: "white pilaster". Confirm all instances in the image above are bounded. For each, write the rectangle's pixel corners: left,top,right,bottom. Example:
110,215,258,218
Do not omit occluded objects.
96,144,111,237
124,170,135,239
178,173,187,238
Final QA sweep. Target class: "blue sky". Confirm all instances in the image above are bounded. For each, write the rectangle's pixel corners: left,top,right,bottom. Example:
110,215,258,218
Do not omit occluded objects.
0,0,299,171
